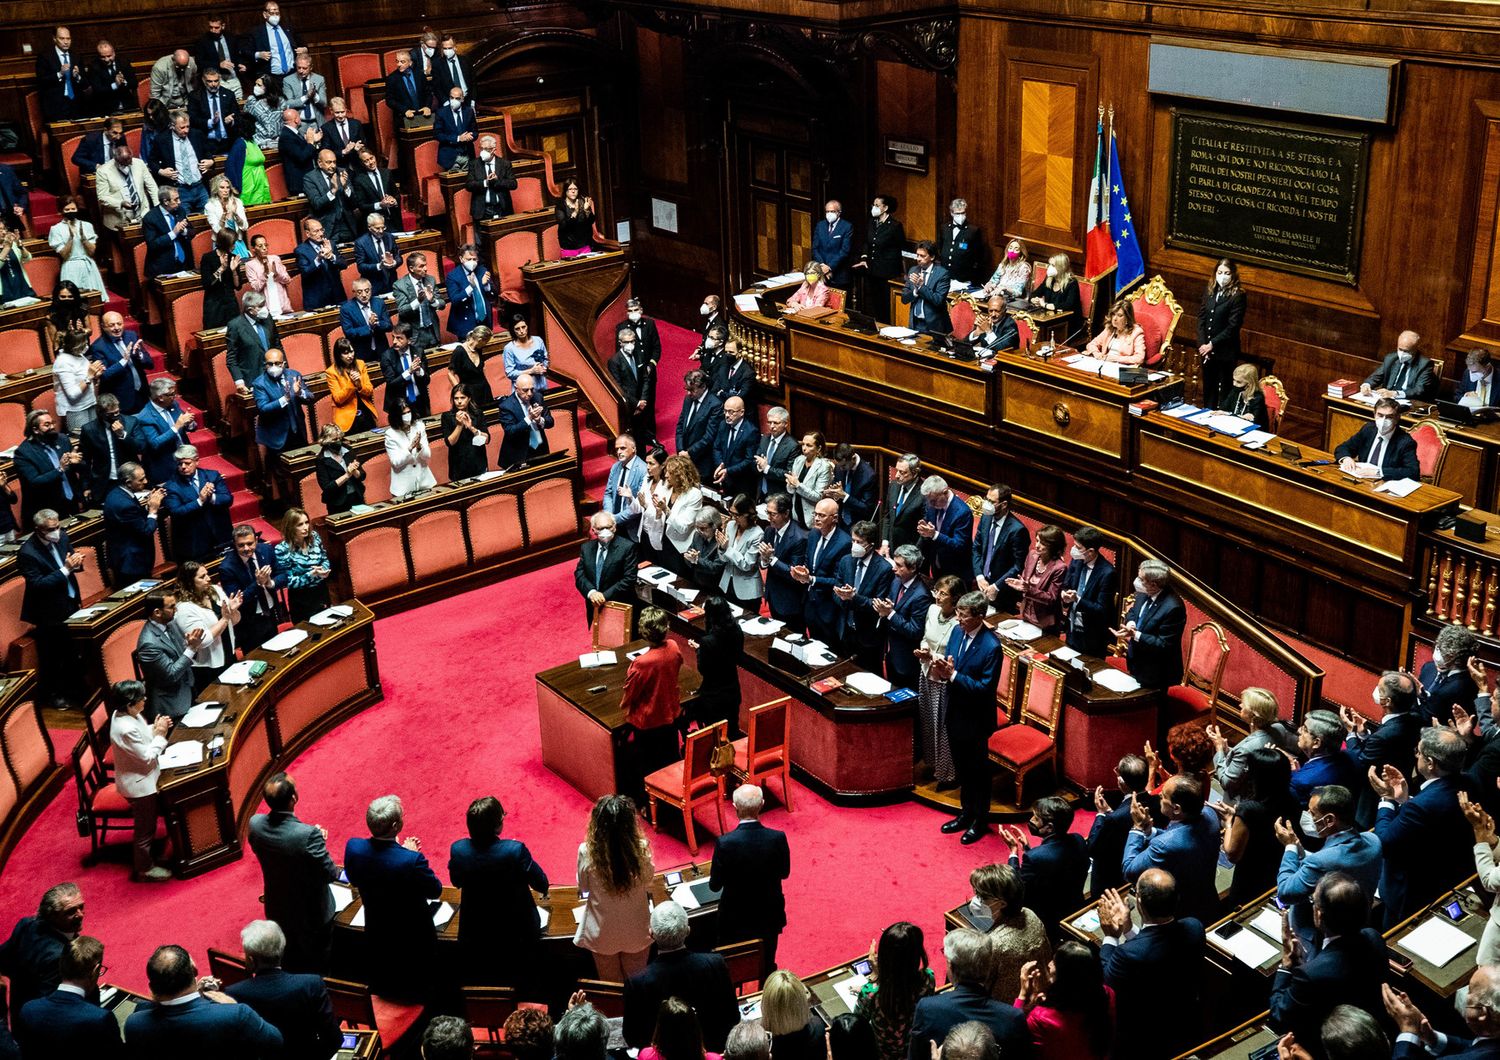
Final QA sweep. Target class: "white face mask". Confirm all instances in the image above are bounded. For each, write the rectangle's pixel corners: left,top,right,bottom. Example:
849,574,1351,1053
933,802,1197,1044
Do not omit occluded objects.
620,343,636,354
267,14,281,25
1374,415,1396,436
43,529,61,544
700,303,711,316
266,364,284,379
256,307,270,320
479,150,493,163
253,84,265,97
628,311,642,322
980,500,996,515
1299,809,1319,836
1472,370,1489,382
595,528,614,543
1216,272,1231,286
443,47,456,58
850,542,868,559
1070,545,1086,561
462,259,477,272
1396,350,1413,363
870,205,883,218
1045,264,1057,278
704,337,718,348
1133,576,1150,595
1371,687,1384,709
825,211,839,224
952,214,966,226
1433,650,1447,670
450,98,463,110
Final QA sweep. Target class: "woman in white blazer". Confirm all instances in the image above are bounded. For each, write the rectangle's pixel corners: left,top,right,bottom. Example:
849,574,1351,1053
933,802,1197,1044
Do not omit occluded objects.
385,400,435,498
635,447,672,566
658,453,704,575
109,679,173,882
717,493,766,610
784,430,833,528
173,561,242,695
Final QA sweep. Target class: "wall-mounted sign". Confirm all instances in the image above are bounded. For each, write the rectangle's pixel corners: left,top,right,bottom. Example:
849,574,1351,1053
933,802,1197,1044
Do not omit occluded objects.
884,136,929,174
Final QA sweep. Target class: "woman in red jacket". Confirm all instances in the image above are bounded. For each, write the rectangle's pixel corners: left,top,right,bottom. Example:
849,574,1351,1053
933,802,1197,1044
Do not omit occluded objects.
619,606,684,801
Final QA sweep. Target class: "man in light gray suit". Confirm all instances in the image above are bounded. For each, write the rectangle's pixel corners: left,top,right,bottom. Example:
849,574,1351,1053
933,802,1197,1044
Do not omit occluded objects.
392,251,447,350
134,591,200,721
248,772,340,973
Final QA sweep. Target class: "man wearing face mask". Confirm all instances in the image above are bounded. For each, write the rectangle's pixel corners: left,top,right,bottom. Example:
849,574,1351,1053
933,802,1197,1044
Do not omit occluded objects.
1370,726,1473,927
1286,710,1358,808
575,512,639,627
999,796,1088,940
811,200,854,287
1460,348,1500,411
609,323,659,450
832,520,894,670
968,483,1026,610
901,241,952,338
917,476,976,583
1275,785,1382,956
468,134,518,225
1334,397,1421,481
692,323,727,383
227,292,283,394
1360,330,1436,400
434,87,478,171
79,394,141,504
937,197,984,285
853,194,903,319
699,294,726,343
103,462,165,586
1419,623,1481,727
252,349,313,484
246,1,302,80
15,411,84,524
1340,672,1423,828
164,445,233,563
1060,525,1117,657
445,243,495,339
432,34,477,104
1110,559,1186,690
18,509,85,708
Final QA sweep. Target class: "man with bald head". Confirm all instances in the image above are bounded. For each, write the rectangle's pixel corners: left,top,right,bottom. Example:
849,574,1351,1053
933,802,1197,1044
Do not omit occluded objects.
305,149,354,244
1123,773,1222,924
89,311,153,413
792,497,851,645
1361,329,1437,400
295,218,348,310
710,397,760,500
248,772,340,973
86,39,137,116
1386,964,1500,1060
149,49,197,110
575,512,638,626
36,26,85,121
1099,868,1207,1059
497,373,553,470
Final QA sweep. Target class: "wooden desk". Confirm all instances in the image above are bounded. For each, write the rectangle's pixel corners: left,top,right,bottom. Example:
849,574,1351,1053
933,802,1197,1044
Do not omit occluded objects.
1056,864,1239,945
1203,889,1285,979
1385,876,1487,998
157,601,383,877
436,156,545,251
0,509,105,590
0,289,104,352
1324,394,1500,509
536,638,703,801
1135,412,1462,586
737,952,870,1012
64,575,169,706
1174,1014,1276,1060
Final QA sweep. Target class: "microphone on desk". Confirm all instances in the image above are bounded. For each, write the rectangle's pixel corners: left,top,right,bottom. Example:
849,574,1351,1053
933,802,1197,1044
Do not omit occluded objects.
1040,326,1086,361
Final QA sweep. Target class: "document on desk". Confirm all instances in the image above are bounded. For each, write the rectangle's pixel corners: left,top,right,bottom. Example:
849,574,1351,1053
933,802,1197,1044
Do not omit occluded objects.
1051,646,1081,662
831,973,870,1014
1346,462,1383,480
537,906,550,930
1162,403,1203,419
1398,916,1476,967
1091,668,1141,693
670,882,702,911
67,606,109,621
572,904,587,926
330,883,354,913
1214,925,1279,967
1240,430,1276,449
1191,412,1257,436
740,616,785,636
310,604,356,626
579,651,619,668
159,741,205,769
639,566,678,586
431,901,456,928
845,672,893,696
217,661,258,684
350,906,366,927
263,628,310,652
995,619,1044,641
1375,478,1422,498
878,325,918,339
180,702,224,728
1249,906,1285,941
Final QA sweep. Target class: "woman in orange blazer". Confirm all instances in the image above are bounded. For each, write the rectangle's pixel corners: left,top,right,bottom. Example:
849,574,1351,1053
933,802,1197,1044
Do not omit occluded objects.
618,606,684,801
326,336,378,434
1006,524,1070,634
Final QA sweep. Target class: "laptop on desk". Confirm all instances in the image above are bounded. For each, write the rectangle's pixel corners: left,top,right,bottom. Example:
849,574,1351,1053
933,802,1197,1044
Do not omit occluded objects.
1436,398,1497,425
755,295,783,318
841,309,879,335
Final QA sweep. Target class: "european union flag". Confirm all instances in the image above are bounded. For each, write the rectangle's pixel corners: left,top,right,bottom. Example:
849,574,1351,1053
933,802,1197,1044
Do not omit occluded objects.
1107,129,1145,293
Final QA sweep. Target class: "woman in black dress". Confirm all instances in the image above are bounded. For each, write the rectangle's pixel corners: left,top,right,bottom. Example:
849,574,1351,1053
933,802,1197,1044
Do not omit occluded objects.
1220,745,1298,907
1198,258,1247,409
555,178,596,257
1028,252,1084,344
200,228,245,330
315,424,367,514
447,323,495,409
440,383,491,480
1217,362,1269,430
688,595,744,734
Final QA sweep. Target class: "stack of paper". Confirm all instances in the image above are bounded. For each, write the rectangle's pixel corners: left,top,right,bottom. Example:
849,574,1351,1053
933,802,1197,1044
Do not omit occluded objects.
310,604,355,626
740,616,785,636
1398,917,1477,967
878,326,918,339
1163,403,1203,419
579,651,618,668
432,901,456,928
572,904,587,926
831,973,870,1014
670,882,702,911
1214,926,1279,967
1092,668,1142,693
1375,479,1422,497
537,906,550,929
1051,646,1081,662
159,741,205,768
329,883,355,913
1249,906,1284,940
995,619,1045,641
68,606,109,621
218,661,258,685
123,579,162,594
845,672,893,696
180,702,224,728
639,566,678,586
263,629,310,651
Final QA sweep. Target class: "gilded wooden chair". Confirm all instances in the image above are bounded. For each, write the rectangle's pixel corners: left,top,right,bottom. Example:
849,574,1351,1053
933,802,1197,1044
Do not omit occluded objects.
644,721,728,855
1162,621,1230,729
591,600,634,649
1409,418,1450,482
988,659,1066,803
1261,375,1290,433
1123,275,1183,367
731,697,793,810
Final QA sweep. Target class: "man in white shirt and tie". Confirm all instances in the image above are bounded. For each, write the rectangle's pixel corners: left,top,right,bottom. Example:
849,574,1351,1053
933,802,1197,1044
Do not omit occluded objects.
321,98,365,170
305,149,354,244
254,1,300,79
1462,349,1499,411
753,407,796,499
1334,397,1421,482
900,240,953,337
467,134,518,224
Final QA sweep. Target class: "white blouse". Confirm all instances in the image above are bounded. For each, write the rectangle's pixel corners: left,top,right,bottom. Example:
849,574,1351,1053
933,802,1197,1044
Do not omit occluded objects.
52,351,97,415
637,477,672,550
574,841,654,955
175,586,235,668
920,604,959,676
386,422,435,498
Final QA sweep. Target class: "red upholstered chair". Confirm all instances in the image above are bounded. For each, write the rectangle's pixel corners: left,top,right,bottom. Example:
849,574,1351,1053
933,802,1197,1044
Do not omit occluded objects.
101,619,146,688
339,261,361,295
714,939,766,996
282,332,327,377
1123,275,1183,367
987,659,1066,804
465,491,523,564
326,325,346,350
60,136,85,196
3,699,53,794
996,642,1025,722
0,767,16,854
461,986,519,1048
512,177,543,213
1078,277,1097,323
1162,621,1230,730
428,377,453,416
324,977,424,1054
381,50,404,74
360,453,391,502
1012,311,1035,351
407,509,468,581
73,545,106,603
169,290,205,363
190,228,214,257
135,79,151,110
493,230,539,309
336,54,382,123
731,697,793,810
85,699,115,773
540,226,561,263
206,948,250,987
265,164,289,202
0,578,35,672
949,298,976,340
0,330,46,374
24,93,46,167
591,601,633,649
644,721,727,856
249,217,297,257
577,980,626,1018
1261,376,1289,434
373,93,398,171
483,356,509,404
452,188,474,249
1409,419,1450,482
544,408,577,457
298,471,328,522
31,389,57,422
413,140,445,218
72,740,133,862
345,525,410,598
522,477,578,544
26,256,60,299
826,288,845,311
285,272,304,313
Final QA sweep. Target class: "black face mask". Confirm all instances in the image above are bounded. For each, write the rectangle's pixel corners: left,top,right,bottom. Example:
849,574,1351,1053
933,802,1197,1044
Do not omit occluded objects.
40,429,59,443
1026,821,1046,838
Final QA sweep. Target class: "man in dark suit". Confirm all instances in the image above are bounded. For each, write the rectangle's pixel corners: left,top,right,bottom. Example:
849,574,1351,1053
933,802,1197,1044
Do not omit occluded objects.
1460,349,1500,409
294,218,348,311
1419,623,1480,726
828,444,877,528
339,278,394,361
1087,753,1151,899
873,544,931,690
431,34,478,103
188,69,240,155
795,498,852,646
86,396,145,502
609,323,658,450
710,398,760,501
71,117,128,176
304,149,355,245
833,521,894,671
393,253,447,350
84,41,136,117
225,292,281,393
752,407,796,501
132,378,196,486
1062,525,1118,657
1361,330,1437,400
1334,398,1422,481
936,592,1003,844
1286,713,1362,808
968,297,1020,354
1001,796,1089,941
241,0,302,77
90,311,154,415
384,51,431,129
220,525,287,651
124,945,282,1055
148,113,212,214
278,111,321,194
1123,775,1222,925
469,134,518,222
193,17,241,97
446,244,496,340
15,411,83,524
575,512,639,627
675,370,722,484
907,928,1033,1060
759,494,808,635
102,463,163,586
343,794,443,1000
224,920,341,1060
497,372,553,470
711,784,790,976
625,297,664,366
136,593,196,723
1099,868,1206,1060
353,214,400,296
710,343,756,420
971,483,1028,612
350,150,401,234
163,446,233,563
880,453,925,553
1268,874,1388,1046
434,87,478,170
248,773,340,973
811,199,854,286
1115,559,1187,690
901,240,953,337
0,163,27,234
252,350,313,473
447,795,549,986
623,902,738,1051
937,198,984,284
0,883,85,1023
1342,672,1424,828
320,97,366,170
1386,966,1500,1060
1372,726,1475,928
141,187,194,279
918,475,975,584
35,26,84,122
16,934,119,1054
855,194,904,320
381,326,432,420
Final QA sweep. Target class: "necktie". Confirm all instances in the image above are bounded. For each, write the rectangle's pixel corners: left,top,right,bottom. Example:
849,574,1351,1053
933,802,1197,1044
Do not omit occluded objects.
339,121,348,143
1483,379,1492,405
728,424,738,448
255,321,267,348
403,355,417,403
810,533,826,571
218,38,229,64
274,29,291,74
404,71,415,98
596,544,605,581
1073,567,1090,629
372,170,384,199
62,53,73,100
765,436,778,467
210,95,222,137
895,485,910,513
122,167,139,210
472,279,486,321
895,579,908,606
50,543,78,598
1140,596,1153,624
327,175,336,198
983,521,999,573
169,211,183,262
416,284,431,327
46,446,73,501
685,398,699,428
1393,363,1407,392
119,340,142,390
957,632,974,664
449,57,463,93
1368,436,1386,469
847,559,867,629
528,404,543,449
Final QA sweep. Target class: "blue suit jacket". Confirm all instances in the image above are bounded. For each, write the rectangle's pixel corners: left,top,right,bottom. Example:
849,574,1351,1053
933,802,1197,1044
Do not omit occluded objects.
1268,927,1388,1044
833,459,877,527
344,836,444,997
944,623,1002,738
762,521,808,622
223,969,340,1060
1011,832,1089,934
1277,829,1383,945
445,264,495,340
833,551,893,646
164,468,233,561
901,262,953,336
1123,588,1187,689
600,456,647,538
338,297,393,360
1102,919,1205,1060
294,240,348,310
885,577,932,686
1062,556,1117,657
252,370,312,450
1087,795,1136,898
1458,372,1500,407
675,393,723,483
906,982,1032,1060
971,511,1029,585
803,527,852,635
102,486,159,583
141,204,193,278
433,103,477,170
17,988,121,1055
447,837,549,966
220,541,288,622
710,420,761,500
123,993,282,1057
1123,806,1223,924
353,232,399,295
1375,773,1475,926
922,499,974,580
131,403,193,485
1287,752,1360,807
810,217,854,284
1418,662,1480,727
88,332,154,414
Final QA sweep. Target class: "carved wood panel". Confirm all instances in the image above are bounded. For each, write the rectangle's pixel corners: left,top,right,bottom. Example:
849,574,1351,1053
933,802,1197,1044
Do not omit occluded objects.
1004,50,1094,254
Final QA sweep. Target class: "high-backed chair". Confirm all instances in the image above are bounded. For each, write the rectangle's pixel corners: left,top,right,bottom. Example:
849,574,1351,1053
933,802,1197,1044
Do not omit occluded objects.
714,939,766,995
452,188,475,249
101,619,146,688
591,600,633,649
731,697,792,810
265,164,289,202
413,140,444,217
1260,375,1289,433
336,53,382,123
282,332,326,377
324,976,424,1052
461,985,519,1047
249,217,297,257
576,980,625,1019
493,230,540,309
949,297,976,340
644,721,726,855
512,177,544,213
26,256,61,299
540,226,561,263
73,740,133,862
996,641,1026,720
1123,275,1183,367
1409,419,1450,482
1162,621,1230,730
0,330,46,374
1012,311,1035,351
987,659,1066,803
60,136,85,196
